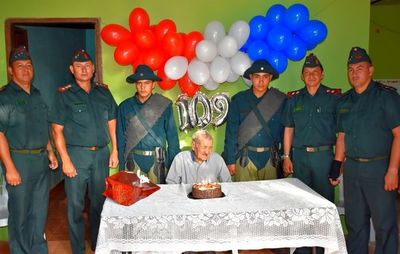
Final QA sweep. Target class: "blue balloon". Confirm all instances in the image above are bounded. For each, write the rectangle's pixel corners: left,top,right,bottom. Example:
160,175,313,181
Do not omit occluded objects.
267,50,288,74
284,36,307,61
298,20,328,45
265,4,286,27
240,38,252,52
284,3,309,31
249,15,269,40
267,25,292,51
247,40,270,61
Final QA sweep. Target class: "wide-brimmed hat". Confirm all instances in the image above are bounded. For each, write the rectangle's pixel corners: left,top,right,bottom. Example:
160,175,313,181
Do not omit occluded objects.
126,64,162,83
243,59,279,80
347,46,372,65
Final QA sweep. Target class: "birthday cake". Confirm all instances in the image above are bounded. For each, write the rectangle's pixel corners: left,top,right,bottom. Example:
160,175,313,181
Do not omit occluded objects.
192,182,222,199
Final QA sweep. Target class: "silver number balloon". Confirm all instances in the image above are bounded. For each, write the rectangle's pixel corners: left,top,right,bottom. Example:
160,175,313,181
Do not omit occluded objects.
189,92,212,128
210,93,230,127
175,94,192,132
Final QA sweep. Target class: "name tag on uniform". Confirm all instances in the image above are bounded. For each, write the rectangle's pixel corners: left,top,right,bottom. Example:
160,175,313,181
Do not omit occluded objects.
293,105,303,112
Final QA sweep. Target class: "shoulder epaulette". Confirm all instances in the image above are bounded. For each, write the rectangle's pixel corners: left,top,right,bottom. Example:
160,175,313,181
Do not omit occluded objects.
326,88,341,95
0,86,7,92
287,90,300,98
58,84,72,93
377,83,397,92
95,82,109,90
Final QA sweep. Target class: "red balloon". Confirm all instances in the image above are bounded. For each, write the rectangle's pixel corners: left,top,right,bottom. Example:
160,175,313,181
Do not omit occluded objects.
101,24,132,46
183,31,204,60
134,29,156,49
178,73,200,97
114,41,139,66
129,7,150,32
143,48,166,70
154,19,177,41
132,51,146,70
157,68,176,90
162,33,184,57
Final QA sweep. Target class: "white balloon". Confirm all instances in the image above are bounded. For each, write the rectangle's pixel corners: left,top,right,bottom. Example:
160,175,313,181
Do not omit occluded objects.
164,56,188,80
210,56,230,83
187,59,210,85
228,20,250,48
203,77,220,91
226,68,240,83
230,52,252,76
217,35,238,58
204,21,226,44
242,76,252,87
195,40,218,63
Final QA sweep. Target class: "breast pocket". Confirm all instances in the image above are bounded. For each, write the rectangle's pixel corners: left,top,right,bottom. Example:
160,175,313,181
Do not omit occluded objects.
71,104,89,124
292,110,308,128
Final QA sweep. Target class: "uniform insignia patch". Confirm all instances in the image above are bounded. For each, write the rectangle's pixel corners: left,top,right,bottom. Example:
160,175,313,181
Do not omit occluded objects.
287,90,300,98
293,105,303,112
58,84,72,93
377,83,397,92
95,83,109,90
326,88,341,95
339,108,349,114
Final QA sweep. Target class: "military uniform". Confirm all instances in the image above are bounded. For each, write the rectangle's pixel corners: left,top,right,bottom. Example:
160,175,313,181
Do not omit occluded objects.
283,79,340,201
0,81,50,254
117,65,180,184
337,47,400,253
48,80,117,254
223,60,285,181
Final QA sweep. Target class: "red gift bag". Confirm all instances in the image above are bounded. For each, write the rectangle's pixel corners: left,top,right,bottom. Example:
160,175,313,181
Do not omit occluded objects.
103,171,160,206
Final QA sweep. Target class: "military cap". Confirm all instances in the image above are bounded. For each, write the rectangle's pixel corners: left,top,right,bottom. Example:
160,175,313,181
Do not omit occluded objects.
302,53,323,70
72,49,92,63
126,64,162,83
9,46,31,64
243,59,279,81
347,46,372,65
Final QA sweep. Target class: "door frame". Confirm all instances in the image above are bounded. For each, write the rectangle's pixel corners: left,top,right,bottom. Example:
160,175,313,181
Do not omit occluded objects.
5,18,103,82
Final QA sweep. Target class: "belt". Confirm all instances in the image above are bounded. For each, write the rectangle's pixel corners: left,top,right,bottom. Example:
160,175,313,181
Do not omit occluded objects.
131,149,155,156
68,145,104,151
347,155,388,163
246,146,270,152
10,147,46,155
293,145,332,153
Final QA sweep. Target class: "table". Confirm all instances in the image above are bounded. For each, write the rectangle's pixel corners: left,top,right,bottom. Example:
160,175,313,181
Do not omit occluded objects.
96,178,347,254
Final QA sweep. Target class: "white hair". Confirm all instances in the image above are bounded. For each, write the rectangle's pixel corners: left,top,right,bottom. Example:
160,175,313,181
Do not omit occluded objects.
192,129,213,143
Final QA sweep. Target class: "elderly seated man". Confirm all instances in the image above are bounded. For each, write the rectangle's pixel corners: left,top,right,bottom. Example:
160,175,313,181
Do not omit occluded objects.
166,130,231,184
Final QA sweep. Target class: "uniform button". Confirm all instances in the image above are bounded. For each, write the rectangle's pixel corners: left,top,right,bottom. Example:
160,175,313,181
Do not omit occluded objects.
78,110,82,112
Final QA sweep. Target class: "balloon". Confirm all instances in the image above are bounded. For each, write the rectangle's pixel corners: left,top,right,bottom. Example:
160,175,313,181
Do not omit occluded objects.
267,50,288,74
134,29,156,49
210,56,230,83
129,8,150,32
249,15,269,40
284,36,307,61
265,4,287,27
217,35,238,58
175,94,192,132
195,40,218,62
154,19,177,40
143,48,166,70
157,68,176,90
204,21,226,44
242,76,252,87
284,3,309,31
210,93,230,127
162,32,184,57
230,51,252,76
187,59,210,85
114,41,139,66
228,20,250,48
203,77,220,91
298,20,328,45
239,39,251,52
178,73,200,97
183,31,204,60
189,92,212,128
226,68,240,83
247,40,270,61
266,25,292,51
164,56,188,80
132,51,145,70
101,24,132,46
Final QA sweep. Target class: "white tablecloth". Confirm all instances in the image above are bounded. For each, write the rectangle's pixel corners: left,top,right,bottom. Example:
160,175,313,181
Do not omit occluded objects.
96,178,347,254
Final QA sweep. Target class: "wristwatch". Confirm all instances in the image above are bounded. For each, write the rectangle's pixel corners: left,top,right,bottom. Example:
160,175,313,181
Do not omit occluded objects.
281,154,290,159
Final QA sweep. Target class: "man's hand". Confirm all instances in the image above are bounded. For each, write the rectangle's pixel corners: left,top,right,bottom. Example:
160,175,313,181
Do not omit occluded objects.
282,158,293,176
6,166,21,186
109,150,119,168
48,150,58,170
329,178,341,186
384,170,398,191
62,159,78,178
227,164,236,176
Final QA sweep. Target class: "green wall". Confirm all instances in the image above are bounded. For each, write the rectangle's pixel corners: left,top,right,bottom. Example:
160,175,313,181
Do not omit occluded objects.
370,2,400,79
